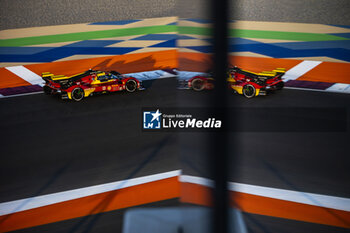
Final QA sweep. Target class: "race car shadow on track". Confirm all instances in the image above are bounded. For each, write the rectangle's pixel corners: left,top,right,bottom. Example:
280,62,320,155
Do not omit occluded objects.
0,162,71,227
92,55,174,75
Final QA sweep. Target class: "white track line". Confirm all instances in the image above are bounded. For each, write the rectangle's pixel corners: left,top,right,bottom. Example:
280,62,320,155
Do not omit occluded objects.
126,70,176,80
0,170,181,216
284,87,327,92
285,86,350,94
180,175,350,212
0,93,3,98
5,66,44,86
283,61,322,81
326,83,350,93
0,91,44,98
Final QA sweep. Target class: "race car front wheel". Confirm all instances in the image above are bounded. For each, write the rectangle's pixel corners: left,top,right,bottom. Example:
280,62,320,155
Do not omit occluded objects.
43,86,53,95
125,79,137,92
276,82,284,90
242,84,256,98
191,78,205,91
71,87,84,101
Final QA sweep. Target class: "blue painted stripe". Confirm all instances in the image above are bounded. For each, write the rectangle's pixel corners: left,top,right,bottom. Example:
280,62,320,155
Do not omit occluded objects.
185,19,212,24
63,40,122,47
328,24,350,29
271,40,350,50
0,47,54,55
0,47,140,62
229,38,258,45
329,33,350,39
183,46,212,53
177,35,197,39
150,39,176,48
232,43,350,61
205,38,258,45
89,20,141,25
131,34,177,40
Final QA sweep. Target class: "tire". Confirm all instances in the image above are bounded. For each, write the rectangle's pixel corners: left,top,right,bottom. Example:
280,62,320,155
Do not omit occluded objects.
43,85,53,95
191,78,205,91
276,81,284,90
242,84,256,98
71,87,84,101
125,79,137,92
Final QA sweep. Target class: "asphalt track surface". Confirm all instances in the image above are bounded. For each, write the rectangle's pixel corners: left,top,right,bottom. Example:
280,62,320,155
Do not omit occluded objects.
1,0,350,30
1,79,350,232
0,79,179,203
179,87,350,199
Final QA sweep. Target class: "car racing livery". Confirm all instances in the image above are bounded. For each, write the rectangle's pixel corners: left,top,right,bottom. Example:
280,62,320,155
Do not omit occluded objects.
186,75,215,91
181,66,285,98
42,69,142,101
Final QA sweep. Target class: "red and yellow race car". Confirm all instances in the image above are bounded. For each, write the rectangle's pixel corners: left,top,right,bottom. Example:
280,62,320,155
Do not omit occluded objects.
227,66,285,98
42,69,142,101
182,66,285,98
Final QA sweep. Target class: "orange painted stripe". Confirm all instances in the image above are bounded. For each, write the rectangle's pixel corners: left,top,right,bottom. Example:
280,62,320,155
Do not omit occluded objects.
0,177,179,233
298,61,350,84
178,52,302,73
178,52,212,72
180,182,212,207
180,182,350,229
233,192,350,229
27,50,177,77
0,68,31,89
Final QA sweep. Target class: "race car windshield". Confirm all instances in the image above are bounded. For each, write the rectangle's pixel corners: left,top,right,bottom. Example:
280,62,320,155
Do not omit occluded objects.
99,74,116,80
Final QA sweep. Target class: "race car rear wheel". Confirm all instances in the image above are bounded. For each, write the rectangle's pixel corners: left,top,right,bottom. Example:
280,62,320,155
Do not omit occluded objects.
191,78,205,91
242,84,256,98
71,87,84,101
125,79,137,92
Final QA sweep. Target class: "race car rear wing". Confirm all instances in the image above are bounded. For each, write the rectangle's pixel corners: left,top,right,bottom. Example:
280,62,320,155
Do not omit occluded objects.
41,70,95,83
42,72,69,81
243,68,286,78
